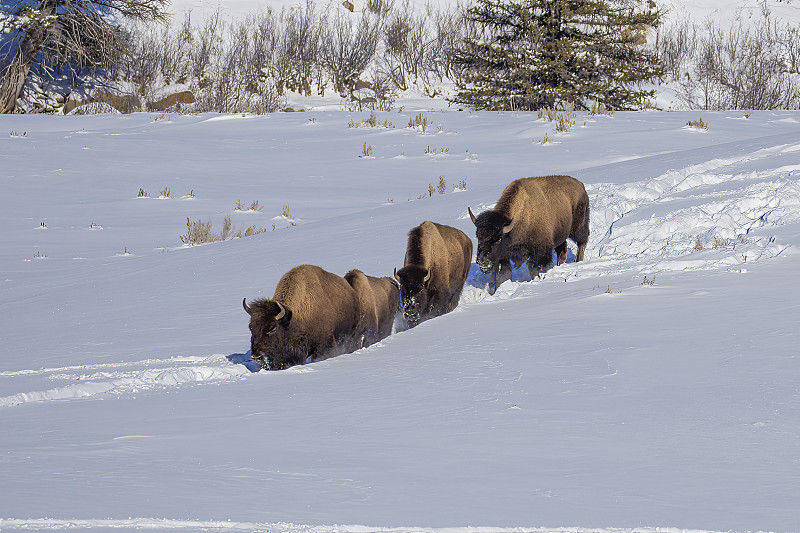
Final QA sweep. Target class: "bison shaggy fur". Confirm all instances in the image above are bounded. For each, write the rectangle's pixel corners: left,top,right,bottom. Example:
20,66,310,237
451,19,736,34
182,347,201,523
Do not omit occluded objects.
243,264,361,370
394,221,473,327
469,175,589,294
344,269,400,347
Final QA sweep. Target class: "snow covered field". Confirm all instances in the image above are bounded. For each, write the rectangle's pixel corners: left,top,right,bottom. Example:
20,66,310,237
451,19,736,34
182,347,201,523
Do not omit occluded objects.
1,105,799,532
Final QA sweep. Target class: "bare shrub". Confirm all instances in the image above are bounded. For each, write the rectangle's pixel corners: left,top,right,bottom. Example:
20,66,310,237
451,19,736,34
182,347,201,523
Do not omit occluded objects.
273,1,323,95
654,17,698,79
227,10,279,78
117,24,160,99
385,10,411,56
365,0,394,18
686,117,708,130
113,16,191,103
554,111,576,133
423,3,470,82
110,0,471,112
118,8,284,113
180,217,215,245
180,215,267,245
657,12,800,110
199,10,284,113
377,0,431,91
437,175,446,194
192,64,238,112
194,67,284,113
320,10,380,94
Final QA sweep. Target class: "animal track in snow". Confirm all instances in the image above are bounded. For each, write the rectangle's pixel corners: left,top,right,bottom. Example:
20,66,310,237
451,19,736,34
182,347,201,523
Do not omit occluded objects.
0,354,253,408
462,142,800,303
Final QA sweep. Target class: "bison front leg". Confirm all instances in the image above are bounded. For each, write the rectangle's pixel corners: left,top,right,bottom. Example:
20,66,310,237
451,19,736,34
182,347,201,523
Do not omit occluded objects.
489,260,512,295
555,242,568,266
528,262,540,280
309,335,343,363
527,255,550,280
446,285,465,313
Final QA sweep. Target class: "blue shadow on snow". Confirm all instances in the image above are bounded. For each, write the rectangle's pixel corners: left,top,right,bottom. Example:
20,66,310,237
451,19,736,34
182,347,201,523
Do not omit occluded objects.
464,248,576,289
227,351,262,373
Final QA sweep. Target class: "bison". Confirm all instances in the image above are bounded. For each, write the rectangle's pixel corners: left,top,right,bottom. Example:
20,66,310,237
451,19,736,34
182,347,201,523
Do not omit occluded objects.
469,175,589,294
393,221,473,327
344,269,400,347
243,264,361,370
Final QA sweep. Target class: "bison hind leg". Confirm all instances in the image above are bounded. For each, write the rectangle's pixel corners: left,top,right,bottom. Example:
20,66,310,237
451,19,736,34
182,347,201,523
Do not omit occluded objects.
571,204,590,263
575,242,587,262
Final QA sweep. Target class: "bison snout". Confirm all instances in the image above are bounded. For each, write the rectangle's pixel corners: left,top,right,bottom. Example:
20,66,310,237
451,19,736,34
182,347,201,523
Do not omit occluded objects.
476,256,493,273
402,298,422,326
403,310,420,327
250,351,269,369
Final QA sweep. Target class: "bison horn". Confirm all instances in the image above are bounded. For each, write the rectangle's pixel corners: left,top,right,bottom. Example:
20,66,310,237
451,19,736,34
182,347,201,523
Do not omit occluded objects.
423,269,431,283
502,218,515,234
394,267,401,283
243,298,252,315
468,207,477,225
275,301,286,321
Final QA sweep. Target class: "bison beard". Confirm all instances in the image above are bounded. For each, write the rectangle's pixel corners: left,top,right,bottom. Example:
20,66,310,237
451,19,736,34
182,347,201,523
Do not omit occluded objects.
394,265,431,327
243,298,298,370
470,209,515,276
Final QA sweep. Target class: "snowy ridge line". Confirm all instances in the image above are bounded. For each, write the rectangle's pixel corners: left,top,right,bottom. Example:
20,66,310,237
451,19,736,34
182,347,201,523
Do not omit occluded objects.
0,354,250,409
0,519,746,533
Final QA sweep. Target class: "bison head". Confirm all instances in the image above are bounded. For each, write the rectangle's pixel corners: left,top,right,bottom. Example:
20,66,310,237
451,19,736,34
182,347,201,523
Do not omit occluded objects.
243,298,294,370
469,207,514,273
394,265,431,327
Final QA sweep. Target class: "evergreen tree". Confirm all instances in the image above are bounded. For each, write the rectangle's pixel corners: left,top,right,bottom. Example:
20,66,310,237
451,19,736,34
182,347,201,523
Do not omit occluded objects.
452,0,663,111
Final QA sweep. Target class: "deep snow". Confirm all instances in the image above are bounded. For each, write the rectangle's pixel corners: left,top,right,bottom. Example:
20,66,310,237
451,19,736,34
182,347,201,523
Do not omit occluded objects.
1,106,799,533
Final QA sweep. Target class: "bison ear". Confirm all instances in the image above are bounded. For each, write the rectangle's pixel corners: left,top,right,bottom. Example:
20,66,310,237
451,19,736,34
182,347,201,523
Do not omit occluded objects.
468,207,477,225
243,298,252,315
502,218,515,234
